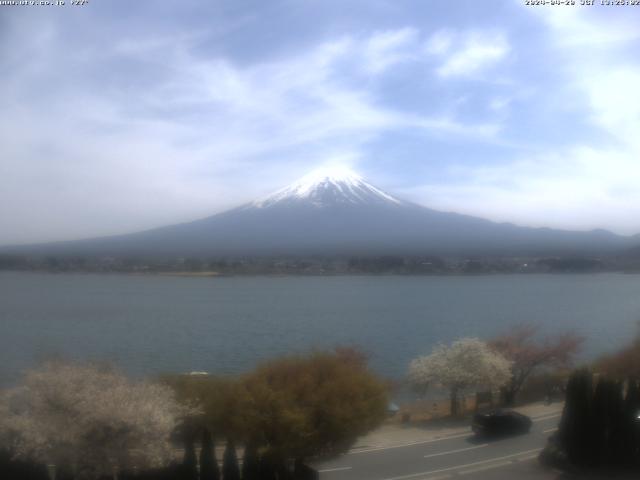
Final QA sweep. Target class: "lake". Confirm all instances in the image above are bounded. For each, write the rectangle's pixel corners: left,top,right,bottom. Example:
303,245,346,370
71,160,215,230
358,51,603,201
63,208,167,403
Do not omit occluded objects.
1,272,639,387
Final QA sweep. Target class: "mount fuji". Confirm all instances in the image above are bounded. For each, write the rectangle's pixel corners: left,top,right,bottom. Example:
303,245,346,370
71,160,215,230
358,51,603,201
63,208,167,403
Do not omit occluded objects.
7,167,635,257
249,167,404,209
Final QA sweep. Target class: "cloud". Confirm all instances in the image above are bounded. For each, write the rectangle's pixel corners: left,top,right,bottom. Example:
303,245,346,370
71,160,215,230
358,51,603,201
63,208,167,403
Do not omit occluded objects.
426,31,510,78
424,30,454,55
400,6,640,235
403,144,640,235
583,67,640,148
0,14,500,245
362,27,419,74
3,2,637,244
529,6,640,47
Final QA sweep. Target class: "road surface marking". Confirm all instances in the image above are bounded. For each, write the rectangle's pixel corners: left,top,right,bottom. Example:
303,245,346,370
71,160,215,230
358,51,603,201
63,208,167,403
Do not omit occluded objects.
543,427,558,433
348,432,471,455
351,412,559,456
381,447,543,480
532,409,562,418
517,453,540,461
318,466,352,473
423,443,488,459
532,413,561,422
458,460,512,475
349,410,560,456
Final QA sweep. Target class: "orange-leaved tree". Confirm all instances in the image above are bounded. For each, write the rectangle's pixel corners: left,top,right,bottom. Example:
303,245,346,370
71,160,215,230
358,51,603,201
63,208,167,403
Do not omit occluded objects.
241,347,388,470
489,324,584,405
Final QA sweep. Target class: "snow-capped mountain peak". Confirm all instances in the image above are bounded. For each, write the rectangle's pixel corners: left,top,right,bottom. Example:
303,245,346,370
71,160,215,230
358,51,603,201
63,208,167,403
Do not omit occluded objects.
251,167,403,209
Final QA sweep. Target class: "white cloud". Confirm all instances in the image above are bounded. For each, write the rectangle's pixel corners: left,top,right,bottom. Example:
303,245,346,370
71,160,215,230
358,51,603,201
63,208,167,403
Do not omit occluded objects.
427,31,510,78
530,6,640,47
403,144,640,235
583,68,640,148
488,97,510,113
0,19,499,245
402,7,640,235
8,4,637,244
424,29,453,55
362,27,419,74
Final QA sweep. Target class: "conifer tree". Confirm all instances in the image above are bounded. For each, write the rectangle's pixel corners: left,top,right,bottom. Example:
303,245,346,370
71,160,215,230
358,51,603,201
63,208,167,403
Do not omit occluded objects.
591,377,610,466
182,433,198,480
241,443,260,480
558,368,593,466
623,379,640,465
607,380,625,465
276,458,293,480
222,440,240,480
199,428,220,480
258,451,277,480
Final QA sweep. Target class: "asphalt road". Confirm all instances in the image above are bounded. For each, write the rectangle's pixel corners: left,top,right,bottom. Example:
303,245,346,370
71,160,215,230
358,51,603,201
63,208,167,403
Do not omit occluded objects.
314,411,562,480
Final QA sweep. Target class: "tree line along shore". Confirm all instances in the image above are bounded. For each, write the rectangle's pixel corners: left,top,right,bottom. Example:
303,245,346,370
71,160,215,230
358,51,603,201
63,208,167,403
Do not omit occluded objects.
2,253,640,275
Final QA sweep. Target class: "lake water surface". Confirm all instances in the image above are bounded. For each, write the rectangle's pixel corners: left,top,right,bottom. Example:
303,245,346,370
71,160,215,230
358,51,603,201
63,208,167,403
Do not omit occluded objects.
1,272,640,386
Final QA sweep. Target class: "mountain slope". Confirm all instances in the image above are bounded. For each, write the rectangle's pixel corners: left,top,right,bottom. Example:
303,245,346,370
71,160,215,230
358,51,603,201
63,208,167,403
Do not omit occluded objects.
5,168,636,257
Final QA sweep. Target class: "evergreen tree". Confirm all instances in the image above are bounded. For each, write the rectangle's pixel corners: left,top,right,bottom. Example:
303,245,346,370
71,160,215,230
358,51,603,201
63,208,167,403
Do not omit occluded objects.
558,368,593,466
240,443,260,480
222,440,240,480
199,428,220,480
591,377,610,466
276,458,293,480
257,451,277,480
181,433,198,480
623,379,640,465
293,458,319,480
592,378,625,466
607,380,625,466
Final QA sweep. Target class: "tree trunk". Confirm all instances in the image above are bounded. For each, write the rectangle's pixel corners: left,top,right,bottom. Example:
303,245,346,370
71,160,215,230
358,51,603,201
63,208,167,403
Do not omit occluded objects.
293,458,319,480
450,387,459,417
501,387,516,406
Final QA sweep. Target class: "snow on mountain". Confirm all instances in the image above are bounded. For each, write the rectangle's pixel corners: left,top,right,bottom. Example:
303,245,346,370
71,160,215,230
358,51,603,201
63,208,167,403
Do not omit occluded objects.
250,167,403,209
5,167,635,258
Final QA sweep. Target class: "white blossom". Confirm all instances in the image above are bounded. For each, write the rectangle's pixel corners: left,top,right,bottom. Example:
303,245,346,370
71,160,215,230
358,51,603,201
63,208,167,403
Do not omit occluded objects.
0,362,190,479
408,338,512,395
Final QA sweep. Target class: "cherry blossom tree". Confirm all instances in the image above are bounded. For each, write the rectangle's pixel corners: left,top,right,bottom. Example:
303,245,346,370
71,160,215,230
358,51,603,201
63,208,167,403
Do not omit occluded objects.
408,338,511,416
0,362,190,480
489,324,584,405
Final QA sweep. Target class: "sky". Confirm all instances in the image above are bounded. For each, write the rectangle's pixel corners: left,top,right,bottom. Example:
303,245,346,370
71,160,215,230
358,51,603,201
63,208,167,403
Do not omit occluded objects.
1,0,639,245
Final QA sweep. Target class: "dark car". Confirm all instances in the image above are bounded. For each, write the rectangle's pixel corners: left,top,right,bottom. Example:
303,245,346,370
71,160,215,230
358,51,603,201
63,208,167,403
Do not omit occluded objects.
472,409,532,437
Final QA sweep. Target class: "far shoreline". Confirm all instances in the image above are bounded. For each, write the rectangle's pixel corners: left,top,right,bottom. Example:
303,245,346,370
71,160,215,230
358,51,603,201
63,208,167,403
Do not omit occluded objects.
1,269,638,278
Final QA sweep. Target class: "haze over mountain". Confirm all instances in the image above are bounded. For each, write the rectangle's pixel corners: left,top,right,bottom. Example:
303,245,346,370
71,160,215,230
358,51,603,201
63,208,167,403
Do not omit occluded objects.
5,167,636,259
